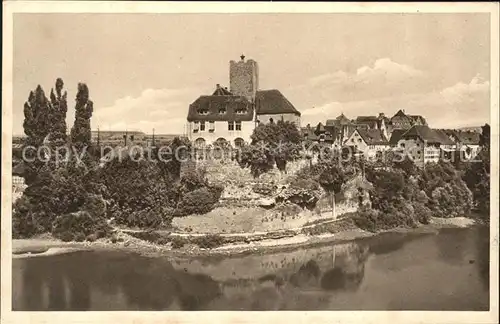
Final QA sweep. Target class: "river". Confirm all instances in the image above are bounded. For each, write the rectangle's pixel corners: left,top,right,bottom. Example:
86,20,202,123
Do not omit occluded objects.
12,226,489,311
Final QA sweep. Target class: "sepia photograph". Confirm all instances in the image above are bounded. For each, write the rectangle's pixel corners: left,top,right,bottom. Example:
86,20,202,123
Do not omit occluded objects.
1,2,499,324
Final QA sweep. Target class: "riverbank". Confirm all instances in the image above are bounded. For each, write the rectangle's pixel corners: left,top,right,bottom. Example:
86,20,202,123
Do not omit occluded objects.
11,216,480,259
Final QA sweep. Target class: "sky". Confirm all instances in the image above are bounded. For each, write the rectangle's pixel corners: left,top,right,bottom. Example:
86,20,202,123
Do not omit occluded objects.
12,13,491,135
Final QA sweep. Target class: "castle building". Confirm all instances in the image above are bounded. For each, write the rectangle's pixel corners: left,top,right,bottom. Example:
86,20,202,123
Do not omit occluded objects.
186,55,301,147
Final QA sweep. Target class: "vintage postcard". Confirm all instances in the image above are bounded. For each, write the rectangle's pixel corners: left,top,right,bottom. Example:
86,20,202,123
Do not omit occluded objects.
2,2,499,324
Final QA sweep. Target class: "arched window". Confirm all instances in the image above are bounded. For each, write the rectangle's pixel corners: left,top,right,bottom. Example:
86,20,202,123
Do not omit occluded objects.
214,137,228,148
194,137,206,148
234,138,245,148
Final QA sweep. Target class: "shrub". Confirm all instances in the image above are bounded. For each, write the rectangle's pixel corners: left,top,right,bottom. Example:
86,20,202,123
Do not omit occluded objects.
252,182,277,196
281,178,323,209
193,234,225,249
51,210,110,242
171,236,186,249
353,208,381,232
176,187,222,216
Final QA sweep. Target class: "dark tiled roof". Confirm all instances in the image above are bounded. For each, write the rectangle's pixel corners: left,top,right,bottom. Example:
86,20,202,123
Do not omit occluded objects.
393,109,407,118
357,129,388,145
326,113,351,127
401,125,455,145
212,85,232,96
301,123,335,143
433,129,456,145
12,162,26,177
187,95,254,122
389,129,407,145
408,115,427,125
442,129,480,145
255,89,300,116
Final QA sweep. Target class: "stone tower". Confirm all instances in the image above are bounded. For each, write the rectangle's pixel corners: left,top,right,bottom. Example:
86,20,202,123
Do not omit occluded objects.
229,54,259,102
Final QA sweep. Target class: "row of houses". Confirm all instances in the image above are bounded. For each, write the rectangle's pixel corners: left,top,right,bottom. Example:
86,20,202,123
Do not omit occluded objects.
302,110,481,167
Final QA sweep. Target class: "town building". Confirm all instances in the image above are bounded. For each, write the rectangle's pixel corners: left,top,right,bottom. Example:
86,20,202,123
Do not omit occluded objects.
394,125,455,167
186,55,301,147
301,122,337,147
390,109,427,130
343,128,390,159
440,129,481,160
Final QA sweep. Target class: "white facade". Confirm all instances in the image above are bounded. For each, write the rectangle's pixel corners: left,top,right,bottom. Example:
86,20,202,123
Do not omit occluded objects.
187,120,255,147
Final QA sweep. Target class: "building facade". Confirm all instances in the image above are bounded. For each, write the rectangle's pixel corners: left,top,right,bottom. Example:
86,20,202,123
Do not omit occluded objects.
187,56,301,146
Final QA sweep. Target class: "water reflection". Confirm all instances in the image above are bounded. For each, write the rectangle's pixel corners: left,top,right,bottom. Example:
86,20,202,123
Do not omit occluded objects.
13,227,490,311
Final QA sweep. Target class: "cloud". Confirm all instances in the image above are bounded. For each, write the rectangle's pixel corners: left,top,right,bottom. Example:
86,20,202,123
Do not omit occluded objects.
440,74,490,105
301,76,490,129
93,87,197,134
292,58,428,106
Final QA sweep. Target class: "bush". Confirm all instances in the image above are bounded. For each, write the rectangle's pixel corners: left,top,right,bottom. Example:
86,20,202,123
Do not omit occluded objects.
193,234,225,249
176,186,222,216
170,236,186,249
281,178,323,209
353,208,381,232
51,210,111,242
252,182,277,196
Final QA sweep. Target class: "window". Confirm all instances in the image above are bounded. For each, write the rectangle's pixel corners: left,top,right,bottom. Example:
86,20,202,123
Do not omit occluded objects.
219,106,227,114
235,121,242,131
209,121,215,132
228,121,235,131
193,122,199,133
235,109,247,115
358,138,362,143
400,143,405,148
198,109,209,116
200,121,206,131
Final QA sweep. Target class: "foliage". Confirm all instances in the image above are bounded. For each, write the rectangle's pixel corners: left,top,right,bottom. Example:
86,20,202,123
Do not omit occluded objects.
192,234,225,249
51,209,110,242
463,124,490,218
280,177,323,209
155,137,192,181
237,143,275,178
176,187,222,216
252,182,277,196
238,120,302,176
420,161,473,218
48,78,68,149
70,83,93,150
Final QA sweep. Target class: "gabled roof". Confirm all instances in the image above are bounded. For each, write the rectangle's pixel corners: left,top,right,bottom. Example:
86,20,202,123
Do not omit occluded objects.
393,109,407,118
356,129,388,145
212,85,232,96
401,125,455,145
12,162,26,177
301,123,335,143
326,113,351,127
255,89,301,116
408,115,427,125
389,129,407,145
187,94,254,122
433,129,456,145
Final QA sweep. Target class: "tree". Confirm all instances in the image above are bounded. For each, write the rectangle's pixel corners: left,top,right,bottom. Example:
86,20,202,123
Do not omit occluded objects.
70,83,93,150
48,78,68,148
463,124,490,218
318,162,347,219
239,120,302,176
22,85,53,185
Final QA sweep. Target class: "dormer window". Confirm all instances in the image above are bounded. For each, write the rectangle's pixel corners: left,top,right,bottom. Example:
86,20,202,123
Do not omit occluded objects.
218,106,227,115
198,109,209,116
235,109,247,115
